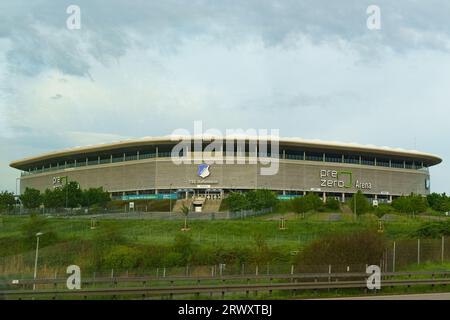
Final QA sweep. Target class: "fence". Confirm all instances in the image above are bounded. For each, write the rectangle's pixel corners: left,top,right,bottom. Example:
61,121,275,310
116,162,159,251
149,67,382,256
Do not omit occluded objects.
4,271,450,300
383,236,450,272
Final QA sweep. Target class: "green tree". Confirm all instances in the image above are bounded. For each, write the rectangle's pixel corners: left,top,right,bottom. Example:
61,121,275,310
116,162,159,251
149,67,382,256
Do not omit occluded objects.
181,204,190,230
20,187,42,209
61,181,82,208
42,188,65,209
246,189,278,211
291,197,309,214
426,193,450,212
325,197,341,211
291,193,324,214
81,187,111,208
0,191,16,212
392,193,429,215
303,193,323,211
349,190,370,216
224,192,249,212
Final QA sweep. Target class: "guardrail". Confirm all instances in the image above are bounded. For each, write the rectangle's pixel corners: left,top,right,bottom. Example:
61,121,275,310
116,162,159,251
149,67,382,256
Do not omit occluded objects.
1,271,450,299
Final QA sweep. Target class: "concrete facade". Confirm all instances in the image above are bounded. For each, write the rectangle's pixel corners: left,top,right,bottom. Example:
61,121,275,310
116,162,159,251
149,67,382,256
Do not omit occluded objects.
18,156,430,197
10,136,441,200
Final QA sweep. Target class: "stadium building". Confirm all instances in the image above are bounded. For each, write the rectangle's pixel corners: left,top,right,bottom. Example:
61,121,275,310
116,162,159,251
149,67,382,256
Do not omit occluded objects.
10,136,442,212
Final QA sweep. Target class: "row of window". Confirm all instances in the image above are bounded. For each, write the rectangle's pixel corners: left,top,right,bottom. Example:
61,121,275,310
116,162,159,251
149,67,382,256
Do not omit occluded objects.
21,151,428,176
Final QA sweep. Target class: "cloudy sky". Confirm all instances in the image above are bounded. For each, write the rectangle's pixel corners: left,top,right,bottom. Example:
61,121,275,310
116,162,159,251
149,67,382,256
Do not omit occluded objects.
0,0,449,193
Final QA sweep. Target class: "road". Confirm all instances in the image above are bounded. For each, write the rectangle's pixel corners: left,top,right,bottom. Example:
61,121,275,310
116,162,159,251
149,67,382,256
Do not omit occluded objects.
318,292,450,300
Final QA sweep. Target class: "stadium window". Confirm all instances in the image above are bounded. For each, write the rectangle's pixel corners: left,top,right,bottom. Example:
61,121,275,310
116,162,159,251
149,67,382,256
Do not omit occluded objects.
325,153,342,163
376,158,390,167
391,160,404,168
343,154,359,164
305,151,323,162
361,156,375,166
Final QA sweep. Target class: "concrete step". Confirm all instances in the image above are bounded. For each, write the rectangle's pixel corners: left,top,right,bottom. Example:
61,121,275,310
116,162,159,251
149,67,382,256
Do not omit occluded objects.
202,199,222,213
172,199,193,213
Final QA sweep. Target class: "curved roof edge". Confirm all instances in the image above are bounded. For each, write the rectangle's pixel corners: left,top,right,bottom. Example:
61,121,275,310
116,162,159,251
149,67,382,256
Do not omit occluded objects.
10,135,443,169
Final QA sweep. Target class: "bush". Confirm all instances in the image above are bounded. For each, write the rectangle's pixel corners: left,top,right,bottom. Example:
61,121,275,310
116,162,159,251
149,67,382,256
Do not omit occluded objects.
413,221,450,238
348,191,370,215
296,230,386,267
427,193,450,212
0,191,15,212
20,188,42,209
325,198,341,211
173,233,195,265
291,193,323,214
373,204,395,218
224,189,278,212
392,194,428,215
103,245,140,270
20,213,58,249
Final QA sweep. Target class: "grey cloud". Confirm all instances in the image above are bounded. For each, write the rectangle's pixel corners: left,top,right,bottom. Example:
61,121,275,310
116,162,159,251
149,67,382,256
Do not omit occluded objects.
2,1,450,77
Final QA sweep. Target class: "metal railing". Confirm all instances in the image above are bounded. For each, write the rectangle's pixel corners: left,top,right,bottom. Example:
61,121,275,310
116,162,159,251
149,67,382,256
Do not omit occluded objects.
2,270,450,299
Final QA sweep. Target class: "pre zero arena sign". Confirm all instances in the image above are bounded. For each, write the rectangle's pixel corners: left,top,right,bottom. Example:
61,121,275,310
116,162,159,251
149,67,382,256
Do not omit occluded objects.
320,169,372,190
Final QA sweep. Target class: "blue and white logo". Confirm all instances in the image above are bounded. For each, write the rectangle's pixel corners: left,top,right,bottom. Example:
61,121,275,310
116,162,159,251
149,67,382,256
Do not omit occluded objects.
197,163,210,179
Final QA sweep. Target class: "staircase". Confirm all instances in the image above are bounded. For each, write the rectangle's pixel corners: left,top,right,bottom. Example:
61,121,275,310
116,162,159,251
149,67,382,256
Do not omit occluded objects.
172,199,193,213
202,199,222,213
172,197,222,213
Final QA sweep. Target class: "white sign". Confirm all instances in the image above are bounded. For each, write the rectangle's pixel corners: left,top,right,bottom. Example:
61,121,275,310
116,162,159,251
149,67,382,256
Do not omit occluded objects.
66,265,81,290
129,202,135,209
366,265,381,290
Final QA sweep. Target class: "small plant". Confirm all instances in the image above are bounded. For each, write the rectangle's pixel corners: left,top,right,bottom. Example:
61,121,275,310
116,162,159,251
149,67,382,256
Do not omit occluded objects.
181,204,190,231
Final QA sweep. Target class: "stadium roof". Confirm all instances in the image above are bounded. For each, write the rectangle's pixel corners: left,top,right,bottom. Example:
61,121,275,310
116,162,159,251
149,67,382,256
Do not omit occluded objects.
10,135,443,170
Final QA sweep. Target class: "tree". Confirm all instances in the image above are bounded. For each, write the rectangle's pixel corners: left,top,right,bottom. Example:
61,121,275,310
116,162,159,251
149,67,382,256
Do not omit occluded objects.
349,191,370,216
81,187,111,208
20,187,42,209
325,197,341,211
246,189,278,211
291,197,309,214
181,204,190,231
0,191,16,212
392,193,429,216
426,193,450,212
42,188,65,209
61,181,82,208
224,192,249,212
291,193,324,214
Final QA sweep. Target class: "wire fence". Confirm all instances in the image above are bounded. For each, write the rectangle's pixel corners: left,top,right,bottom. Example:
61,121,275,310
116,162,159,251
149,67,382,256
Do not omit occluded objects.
2,237,450,280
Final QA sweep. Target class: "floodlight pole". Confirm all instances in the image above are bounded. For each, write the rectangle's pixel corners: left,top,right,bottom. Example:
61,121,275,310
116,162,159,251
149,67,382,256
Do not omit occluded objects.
169,183,173,214
33,232,43,290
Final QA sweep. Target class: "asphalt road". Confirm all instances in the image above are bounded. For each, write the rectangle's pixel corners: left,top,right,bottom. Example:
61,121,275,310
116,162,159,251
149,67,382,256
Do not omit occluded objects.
318,292,450,300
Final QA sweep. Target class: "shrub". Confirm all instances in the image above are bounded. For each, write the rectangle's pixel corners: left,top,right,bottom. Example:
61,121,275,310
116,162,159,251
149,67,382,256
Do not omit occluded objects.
325,198,341,211
373,204,394,218
413,221,450,238
20,188,42,209
20,213,58,249
103,245,140,270
349,191,370,215
296,230,386,267
291,193,323,214
173,233,195,264
392,194,428,214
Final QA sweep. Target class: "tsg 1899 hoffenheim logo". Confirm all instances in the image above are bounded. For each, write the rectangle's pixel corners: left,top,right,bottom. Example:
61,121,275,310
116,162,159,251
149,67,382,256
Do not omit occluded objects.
197,163,210,179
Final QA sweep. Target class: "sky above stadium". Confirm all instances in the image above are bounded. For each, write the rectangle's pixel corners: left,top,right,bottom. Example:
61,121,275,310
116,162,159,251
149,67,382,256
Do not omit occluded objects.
1,0,450,193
